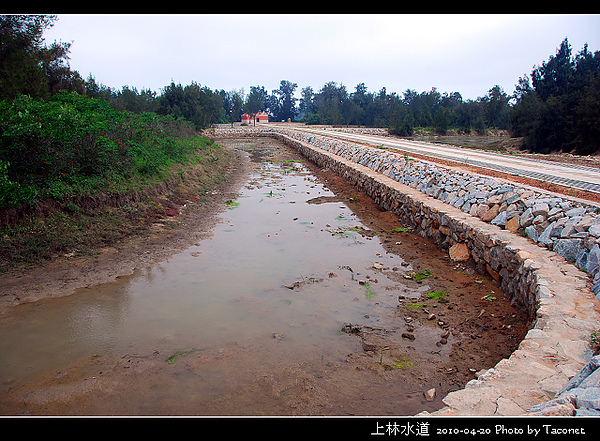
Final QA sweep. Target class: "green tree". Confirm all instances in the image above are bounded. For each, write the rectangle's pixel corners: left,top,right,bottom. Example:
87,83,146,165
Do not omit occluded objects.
454,100,482,133
388,97,414,136
220,89,244,126
314,81,346,125
531,38,574,101
434,106,451,134
272,80,297,122
481,85,509,129
298,86,315,121
418,105,433,127
341,98,361,126
244,86,265,125
351,83,370,126
510,38,600,154
0,15,85,101
571,74,600,154
509,76,541,138
111,86,158,114
157,81,223,130
84,74,116,102
0,15,54,100
371,87,391,127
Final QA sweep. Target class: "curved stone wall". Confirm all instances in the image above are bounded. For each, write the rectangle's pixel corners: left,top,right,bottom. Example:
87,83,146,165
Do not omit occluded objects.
213,126,600,416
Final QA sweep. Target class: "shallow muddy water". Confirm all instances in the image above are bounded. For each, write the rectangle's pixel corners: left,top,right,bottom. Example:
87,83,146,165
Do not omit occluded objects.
0,139,528,416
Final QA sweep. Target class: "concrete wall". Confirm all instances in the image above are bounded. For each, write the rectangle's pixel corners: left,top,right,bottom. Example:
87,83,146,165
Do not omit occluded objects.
214,127,600,415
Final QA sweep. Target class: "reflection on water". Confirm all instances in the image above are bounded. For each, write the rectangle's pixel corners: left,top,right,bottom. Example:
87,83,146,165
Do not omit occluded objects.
0,156,420,393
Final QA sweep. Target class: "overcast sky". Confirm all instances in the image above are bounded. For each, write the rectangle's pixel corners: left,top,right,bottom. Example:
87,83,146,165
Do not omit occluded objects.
43,14,600,101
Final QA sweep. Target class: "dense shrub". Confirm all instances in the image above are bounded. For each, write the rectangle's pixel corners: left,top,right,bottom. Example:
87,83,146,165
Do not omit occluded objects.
0,91,209,208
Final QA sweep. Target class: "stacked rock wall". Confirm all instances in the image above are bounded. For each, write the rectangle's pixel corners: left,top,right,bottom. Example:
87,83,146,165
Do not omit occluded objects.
277,133,540,318
214,126,600,300
213,126,600,415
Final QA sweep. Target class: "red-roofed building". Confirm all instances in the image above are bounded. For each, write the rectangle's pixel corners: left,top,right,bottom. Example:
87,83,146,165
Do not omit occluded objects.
256,111,269,123
241,111,269,124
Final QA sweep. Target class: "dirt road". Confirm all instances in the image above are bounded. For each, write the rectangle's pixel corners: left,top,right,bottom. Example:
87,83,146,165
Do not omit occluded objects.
289,126,600,194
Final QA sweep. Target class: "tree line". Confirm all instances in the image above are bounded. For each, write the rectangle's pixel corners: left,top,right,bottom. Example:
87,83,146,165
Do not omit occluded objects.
1,15,599,155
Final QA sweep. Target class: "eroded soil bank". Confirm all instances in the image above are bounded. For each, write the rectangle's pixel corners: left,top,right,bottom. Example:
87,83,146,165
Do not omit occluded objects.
0,137,528,416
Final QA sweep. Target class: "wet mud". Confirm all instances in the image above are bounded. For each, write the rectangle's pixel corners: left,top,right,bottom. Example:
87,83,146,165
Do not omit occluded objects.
0,137,529,416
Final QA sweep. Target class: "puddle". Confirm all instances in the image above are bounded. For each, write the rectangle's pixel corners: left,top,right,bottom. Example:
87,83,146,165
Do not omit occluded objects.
0,138,528,416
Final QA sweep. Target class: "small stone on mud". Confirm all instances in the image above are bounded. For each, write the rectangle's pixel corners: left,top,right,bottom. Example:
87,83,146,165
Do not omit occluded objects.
424,388,436,401
401,333,415,341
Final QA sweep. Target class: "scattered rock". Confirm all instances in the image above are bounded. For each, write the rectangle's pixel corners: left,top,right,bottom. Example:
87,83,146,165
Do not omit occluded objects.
490,211,508,227
552,239,582,262
532,202,549,217
424,388,436,401
520,208,534,227
486,195,503,205
476,204,490,219
505,215,520,233
587,244,600,275
524,225,539,242
482,204,500,222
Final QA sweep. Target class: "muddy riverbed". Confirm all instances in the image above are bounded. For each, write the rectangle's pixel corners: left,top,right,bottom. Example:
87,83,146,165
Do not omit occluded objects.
0,138,529,416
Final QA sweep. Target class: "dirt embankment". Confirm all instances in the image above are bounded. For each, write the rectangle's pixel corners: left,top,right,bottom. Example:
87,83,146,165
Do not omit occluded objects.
0,143,252,315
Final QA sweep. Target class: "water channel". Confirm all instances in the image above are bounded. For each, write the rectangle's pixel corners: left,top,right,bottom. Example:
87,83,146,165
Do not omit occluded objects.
0,138,528,415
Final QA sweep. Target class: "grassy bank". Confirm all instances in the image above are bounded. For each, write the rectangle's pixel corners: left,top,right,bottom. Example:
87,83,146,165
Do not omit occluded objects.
0,92,238,272
0,143,237,273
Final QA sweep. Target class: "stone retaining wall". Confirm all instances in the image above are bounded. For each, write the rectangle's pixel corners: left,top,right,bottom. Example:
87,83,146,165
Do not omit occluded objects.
213,126,600,416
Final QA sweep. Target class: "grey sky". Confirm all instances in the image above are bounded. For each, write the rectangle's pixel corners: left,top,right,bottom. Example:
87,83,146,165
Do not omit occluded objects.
44,14,600,101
